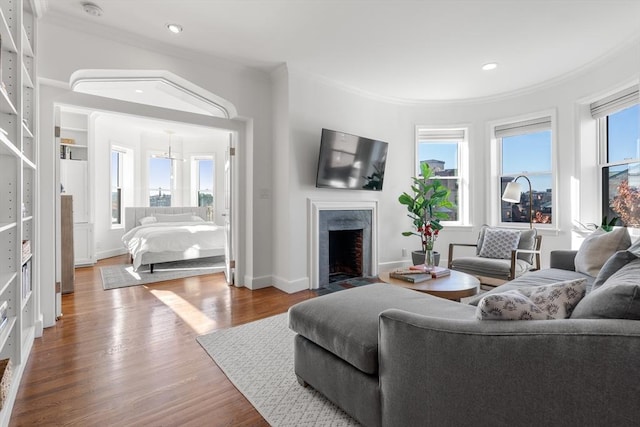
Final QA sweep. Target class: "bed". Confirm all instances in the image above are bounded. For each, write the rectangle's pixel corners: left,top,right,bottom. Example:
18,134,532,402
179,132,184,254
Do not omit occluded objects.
122,207,225,272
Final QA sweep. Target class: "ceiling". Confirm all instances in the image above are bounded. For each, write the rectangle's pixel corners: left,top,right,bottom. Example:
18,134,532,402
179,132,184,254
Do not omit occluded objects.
42,1,640,102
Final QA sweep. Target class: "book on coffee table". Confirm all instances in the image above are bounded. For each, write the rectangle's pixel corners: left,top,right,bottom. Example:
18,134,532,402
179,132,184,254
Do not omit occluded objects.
430,266,451,278
389,271,432,283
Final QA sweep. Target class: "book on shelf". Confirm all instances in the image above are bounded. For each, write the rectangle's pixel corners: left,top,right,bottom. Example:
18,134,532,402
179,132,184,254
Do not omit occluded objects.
389,271,432,283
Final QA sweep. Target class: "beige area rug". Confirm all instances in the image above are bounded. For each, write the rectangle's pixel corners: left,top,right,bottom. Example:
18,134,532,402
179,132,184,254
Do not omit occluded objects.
197,313,360,426
100,256,225,290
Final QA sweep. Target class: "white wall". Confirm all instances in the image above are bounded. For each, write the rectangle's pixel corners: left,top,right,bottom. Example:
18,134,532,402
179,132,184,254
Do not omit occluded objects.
272,41,640,293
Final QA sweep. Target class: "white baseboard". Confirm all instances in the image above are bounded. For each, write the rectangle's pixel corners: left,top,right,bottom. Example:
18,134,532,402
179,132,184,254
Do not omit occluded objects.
242,274,272,290
96,248,128,260
272,275,309,294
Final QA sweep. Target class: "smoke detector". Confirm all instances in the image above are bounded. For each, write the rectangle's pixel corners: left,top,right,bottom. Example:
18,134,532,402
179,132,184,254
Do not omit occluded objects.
82,2,103,17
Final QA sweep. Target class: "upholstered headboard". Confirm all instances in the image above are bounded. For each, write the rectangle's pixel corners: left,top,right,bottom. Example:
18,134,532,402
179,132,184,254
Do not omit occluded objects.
124,207,210,233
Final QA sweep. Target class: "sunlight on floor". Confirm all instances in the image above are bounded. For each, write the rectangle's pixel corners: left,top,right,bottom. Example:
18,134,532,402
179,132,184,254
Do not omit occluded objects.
148,288,217,334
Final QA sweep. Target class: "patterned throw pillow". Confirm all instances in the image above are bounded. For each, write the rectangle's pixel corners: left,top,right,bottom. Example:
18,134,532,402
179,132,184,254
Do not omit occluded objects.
476,278,587,320
478,228,521,259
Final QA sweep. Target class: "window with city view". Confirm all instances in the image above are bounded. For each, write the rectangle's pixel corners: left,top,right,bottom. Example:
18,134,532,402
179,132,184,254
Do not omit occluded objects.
149,157,173,207
600,103,640,227
195,157,214,207
497,116,553,225
416,128,466,222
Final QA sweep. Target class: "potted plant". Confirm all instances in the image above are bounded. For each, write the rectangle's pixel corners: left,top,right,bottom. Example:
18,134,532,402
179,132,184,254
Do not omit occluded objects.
398,162,455,267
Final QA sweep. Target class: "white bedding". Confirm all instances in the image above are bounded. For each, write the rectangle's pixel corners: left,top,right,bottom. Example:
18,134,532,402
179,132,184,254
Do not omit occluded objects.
122,221,225,270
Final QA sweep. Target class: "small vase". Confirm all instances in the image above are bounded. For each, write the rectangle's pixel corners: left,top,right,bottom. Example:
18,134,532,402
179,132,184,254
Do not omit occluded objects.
424,249,436,271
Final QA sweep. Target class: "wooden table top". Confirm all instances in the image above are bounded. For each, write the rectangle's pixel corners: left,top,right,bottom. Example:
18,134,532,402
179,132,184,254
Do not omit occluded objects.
379,269,480,301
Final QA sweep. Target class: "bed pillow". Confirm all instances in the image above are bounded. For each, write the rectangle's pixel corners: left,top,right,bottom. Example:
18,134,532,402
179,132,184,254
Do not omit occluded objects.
139,216,157,225
574,227,631,277
478,228,521,259
190,216,205,222
154,213,195,223
476,278,587,320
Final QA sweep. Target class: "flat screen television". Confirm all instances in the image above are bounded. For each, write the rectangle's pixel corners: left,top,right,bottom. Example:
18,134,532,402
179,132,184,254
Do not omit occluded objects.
316,129,389,191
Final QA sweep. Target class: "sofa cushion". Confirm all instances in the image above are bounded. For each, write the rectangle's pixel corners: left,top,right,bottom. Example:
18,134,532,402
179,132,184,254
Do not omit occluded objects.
477,226,537,263
574,227,631,277
592,250,638,290
288,283,475,375
466,267,594,306
476,278,586,320
571,259,640,320
478,228,521,259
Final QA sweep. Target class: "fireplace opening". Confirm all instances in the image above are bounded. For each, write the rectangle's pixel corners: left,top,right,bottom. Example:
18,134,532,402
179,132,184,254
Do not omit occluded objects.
328,229,363,283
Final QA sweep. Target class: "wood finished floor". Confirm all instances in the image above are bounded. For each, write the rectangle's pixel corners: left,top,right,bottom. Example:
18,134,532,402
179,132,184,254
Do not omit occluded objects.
10,255,315,426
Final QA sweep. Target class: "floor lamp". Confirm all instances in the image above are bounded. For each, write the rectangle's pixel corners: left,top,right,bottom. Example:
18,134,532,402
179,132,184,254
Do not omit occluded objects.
502,175,533,229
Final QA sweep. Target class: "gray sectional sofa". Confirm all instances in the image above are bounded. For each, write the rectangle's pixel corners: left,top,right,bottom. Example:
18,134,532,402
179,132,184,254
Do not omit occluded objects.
289,245,640,426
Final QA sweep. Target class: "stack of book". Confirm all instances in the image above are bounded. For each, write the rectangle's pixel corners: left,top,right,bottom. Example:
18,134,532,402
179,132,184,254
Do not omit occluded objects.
429,266,451,278
389,268,432,283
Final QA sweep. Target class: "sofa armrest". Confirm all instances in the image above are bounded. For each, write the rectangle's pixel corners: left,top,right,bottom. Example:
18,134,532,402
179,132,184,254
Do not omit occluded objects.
550,250,578,271
378,308,640,426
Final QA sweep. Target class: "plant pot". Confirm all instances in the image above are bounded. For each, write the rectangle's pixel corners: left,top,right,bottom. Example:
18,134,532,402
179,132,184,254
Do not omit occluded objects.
411,250,440,267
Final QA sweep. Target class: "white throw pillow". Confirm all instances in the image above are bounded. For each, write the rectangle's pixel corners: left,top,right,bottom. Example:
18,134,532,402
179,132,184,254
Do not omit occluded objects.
574,227,631,277
139,216,157,225
154,213,195,222
478,228,521,259
190,216,205,222
476,278,587,320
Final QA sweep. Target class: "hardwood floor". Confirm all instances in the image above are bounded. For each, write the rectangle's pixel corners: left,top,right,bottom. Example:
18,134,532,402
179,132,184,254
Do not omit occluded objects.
10,255,315,426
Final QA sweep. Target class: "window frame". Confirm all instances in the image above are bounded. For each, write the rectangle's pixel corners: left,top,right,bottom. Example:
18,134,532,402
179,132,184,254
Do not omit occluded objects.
191,155,216,208
414,126,469,226
596,100,640,226
110,148,124,226
490,110,557,229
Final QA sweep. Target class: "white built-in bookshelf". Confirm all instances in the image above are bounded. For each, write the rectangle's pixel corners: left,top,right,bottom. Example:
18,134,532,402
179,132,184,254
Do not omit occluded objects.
0,0,37,424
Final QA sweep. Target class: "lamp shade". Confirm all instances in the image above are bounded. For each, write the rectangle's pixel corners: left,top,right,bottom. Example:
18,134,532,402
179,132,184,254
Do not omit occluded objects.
502,181,522,203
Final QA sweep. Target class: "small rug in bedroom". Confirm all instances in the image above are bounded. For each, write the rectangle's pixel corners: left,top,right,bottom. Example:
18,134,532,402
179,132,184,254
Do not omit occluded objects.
197,313,359,426
100,256,225,290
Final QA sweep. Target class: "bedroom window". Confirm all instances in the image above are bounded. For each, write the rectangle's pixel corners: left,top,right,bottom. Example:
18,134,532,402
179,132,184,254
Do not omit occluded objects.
111,149,124,225
496,115,554,226
195,157,214,207
593,86,640,227
416,127,468,224
149,157,174,207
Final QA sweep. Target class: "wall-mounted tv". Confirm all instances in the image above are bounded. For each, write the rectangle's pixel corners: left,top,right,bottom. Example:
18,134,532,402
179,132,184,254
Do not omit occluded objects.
315,129,389,191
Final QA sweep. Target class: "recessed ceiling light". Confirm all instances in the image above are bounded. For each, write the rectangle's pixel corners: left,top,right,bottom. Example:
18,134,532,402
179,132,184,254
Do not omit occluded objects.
482,62,498,71
167,24,183,34
135,89,143,93
82,2,103,17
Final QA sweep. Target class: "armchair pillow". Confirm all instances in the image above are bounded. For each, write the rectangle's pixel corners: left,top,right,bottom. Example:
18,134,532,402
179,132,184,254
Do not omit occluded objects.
571,259,640,320
476,278,587,320
478,228,521,259
477,226,537,263
574,227,631,277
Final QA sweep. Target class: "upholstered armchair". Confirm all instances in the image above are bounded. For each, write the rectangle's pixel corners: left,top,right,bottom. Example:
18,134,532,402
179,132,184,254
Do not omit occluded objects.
448,225,542,285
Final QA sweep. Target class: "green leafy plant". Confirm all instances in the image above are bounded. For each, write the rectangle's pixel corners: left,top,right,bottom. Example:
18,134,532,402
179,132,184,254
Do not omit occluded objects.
398,162,455,252
601,215,619,232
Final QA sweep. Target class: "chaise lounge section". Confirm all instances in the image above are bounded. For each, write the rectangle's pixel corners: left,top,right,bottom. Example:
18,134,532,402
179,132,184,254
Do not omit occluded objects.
289,247,640,426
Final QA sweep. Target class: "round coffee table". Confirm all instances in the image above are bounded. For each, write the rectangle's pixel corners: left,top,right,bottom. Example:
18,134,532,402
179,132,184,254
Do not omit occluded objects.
379,269,479,301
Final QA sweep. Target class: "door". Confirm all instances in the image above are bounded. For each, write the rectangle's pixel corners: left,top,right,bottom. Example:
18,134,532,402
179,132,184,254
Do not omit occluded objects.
224,133,234,284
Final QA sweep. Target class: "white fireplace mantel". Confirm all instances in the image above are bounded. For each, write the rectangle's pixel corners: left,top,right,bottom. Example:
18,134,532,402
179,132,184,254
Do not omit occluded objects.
308,199,378,289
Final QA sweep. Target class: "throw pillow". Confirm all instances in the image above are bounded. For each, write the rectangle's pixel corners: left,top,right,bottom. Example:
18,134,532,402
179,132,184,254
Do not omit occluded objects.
478,228,521,259
591,250,638,291
476,226,537,263
154,213,195,222
574,227,631,277
139,216,157,225
476,278,587,320
190,216,205,222
571,259,640,320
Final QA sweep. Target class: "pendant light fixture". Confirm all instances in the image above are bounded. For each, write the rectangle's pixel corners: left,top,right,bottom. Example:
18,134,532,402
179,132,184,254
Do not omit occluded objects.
152,130,184,161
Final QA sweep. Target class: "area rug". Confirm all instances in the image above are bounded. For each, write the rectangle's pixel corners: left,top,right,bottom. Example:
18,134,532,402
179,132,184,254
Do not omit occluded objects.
100,256,225,290
197,313,359,426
